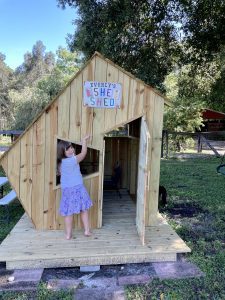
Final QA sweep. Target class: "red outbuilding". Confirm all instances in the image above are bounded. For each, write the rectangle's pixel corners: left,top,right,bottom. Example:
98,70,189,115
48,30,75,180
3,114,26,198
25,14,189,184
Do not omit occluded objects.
201,108,225,131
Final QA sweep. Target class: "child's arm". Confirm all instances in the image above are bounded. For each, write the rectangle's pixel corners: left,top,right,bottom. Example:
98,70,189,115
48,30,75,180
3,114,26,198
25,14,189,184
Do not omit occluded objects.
76,135,90,163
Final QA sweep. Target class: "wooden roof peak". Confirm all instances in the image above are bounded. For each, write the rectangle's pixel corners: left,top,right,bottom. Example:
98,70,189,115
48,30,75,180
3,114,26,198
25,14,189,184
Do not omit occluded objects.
0,51,171,163
92,52,171,107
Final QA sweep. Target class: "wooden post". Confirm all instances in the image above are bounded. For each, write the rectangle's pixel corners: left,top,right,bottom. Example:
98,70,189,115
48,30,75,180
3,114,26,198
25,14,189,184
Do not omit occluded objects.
201,134,221,157
0,186,3,198
161,130,164,158
166,130,168,158
161,130,169,158
197,133,202,153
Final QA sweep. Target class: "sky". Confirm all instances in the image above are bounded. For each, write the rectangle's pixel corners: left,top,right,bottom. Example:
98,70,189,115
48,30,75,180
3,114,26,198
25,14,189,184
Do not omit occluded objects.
0,0,77,70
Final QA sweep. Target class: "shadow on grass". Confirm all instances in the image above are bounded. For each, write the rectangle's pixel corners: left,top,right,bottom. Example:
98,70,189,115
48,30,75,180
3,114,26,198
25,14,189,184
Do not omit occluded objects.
161,202,205,218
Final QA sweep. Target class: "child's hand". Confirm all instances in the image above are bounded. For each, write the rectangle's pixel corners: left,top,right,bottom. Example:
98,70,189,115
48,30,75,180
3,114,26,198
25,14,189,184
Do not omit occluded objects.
83,134,90,141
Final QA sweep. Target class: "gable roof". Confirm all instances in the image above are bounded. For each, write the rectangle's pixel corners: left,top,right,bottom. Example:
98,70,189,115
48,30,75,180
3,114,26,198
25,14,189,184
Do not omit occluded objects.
0,51,170,162
202,108,225,120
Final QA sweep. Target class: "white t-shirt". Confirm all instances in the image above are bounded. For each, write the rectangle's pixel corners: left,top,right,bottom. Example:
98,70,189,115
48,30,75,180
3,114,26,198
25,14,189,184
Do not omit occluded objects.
60,155,83,188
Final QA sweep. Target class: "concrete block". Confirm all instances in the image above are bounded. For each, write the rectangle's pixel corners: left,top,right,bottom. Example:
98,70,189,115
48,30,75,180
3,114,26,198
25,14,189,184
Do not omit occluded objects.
80,265,100,272
118,274,151,286
12,268,44,282
0,266,43,292
81,277,118,289
47,279,80,291
0,281,38,292
74,287,125,300
152,262,204,279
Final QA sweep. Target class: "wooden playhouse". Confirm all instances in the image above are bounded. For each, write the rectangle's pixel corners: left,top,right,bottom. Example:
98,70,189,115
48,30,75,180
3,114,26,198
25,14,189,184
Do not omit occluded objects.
0,52,190,269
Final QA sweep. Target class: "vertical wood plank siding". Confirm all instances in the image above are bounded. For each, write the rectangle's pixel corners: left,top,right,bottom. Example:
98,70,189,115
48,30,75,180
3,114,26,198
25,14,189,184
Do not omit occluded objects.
81,59,95,140
7,141,21,194
31,114,46,229
147,95,164,225
20,130,33,216
0,153,8,176
115,72,129,125
69,73,82,142
93,56,107,227
44,101,58,229
92,56,106,149
58,87,71,138
104,63,119,131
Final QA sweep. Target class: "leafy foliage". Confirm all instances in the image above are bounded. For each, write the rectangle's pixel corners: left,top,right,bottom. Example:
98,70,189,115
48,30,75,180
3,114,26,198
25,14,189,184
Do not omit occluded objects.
0,42,80,130
14,41,55,89
164,69,201,133
58,0,181,90
55,46,80,83
0,53,14,126
180,0,225,60
8,86,51,130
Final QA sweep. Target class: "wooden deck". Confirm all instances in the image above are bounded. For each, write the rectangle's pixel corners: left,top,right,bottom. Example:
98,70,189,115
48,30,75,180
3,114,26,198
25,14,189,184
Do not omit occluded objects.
0,191,191,269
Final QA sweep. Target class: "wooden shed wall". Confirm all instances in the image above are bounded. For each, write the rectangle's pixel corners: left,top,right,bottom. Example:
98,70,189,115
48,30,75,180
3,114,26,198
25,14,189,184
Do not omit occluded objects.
104,138,130,189
0,53,164,229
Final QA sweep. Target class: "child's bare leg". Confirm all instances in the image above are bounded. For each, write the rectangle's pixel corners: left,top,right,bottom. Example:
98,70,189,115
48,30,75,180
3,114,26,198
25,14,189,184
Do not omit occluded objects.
64,215,73,239
80,210,91,236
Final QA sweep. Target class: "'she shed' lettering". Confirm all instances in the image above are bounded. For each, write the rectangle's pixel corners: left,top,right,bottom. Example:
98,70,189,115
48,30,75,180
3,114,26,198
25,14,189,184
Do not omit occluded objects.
84,81,121,108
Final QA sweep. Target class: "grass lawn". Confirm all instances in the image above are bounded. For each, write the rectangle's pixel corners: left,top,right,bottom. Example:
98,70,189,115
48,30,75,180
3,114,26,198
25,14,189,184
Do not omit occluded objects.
0,171,24,244
0,136,11,147
127,155,225,299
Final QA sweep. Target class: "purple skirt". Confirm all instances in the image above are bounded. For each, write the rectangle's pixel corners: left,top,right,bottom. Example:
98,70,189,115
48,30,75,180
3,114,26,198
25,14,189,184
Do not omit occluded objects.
59,184,93,216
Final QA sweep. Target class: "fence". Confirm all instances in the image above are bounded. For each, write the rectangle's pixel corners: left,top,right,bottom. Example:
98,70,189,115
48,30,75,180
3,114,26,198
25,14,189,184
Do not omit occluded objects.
161,130,225,158
0,118,7,131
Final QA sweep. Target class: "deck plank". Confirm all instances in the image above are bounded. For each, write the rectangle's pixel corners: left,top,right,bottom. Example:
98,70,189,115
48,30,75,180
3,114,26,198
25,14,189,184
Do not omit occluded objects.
0,192,190,269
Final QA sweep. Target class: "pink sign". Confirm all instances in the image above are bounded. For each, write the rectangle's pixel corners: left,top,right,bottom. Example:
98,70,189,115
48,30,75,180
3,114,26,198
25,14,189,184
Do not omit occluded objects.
83,81,122,108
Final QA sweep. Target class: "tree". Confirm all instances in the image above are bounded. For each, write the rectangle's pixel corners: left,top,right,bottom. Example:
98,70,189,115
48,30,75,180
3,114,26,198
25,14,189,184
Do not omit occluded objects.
0,53,14,129
8,45,81,130
58,0,181,90
164,68,205,133
8,87,46,130
55,46,80,83
165,59,221,125
208,70,225,112
179,0,225,61
14,40,55,89
163,67,205,151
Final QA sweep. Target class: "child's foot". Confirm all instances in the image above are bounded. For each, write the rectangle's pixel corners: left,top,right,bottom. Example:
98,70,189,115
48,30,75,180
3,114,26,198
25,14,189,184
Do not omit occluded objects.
84,231,92,237
65,234,72,240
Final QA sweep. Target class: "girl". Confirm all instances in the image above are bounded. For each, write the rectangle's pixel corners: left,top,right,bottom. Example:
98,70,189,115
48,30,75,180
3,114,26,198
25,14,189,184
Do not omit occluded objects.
57,135,92,240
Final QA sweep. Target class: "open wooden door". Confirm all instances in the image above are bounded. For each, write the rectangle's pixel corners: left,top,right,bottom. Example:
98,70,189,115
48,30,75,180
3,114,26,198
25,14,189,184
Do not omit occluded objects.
136,117,150,245
98,140,105,228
